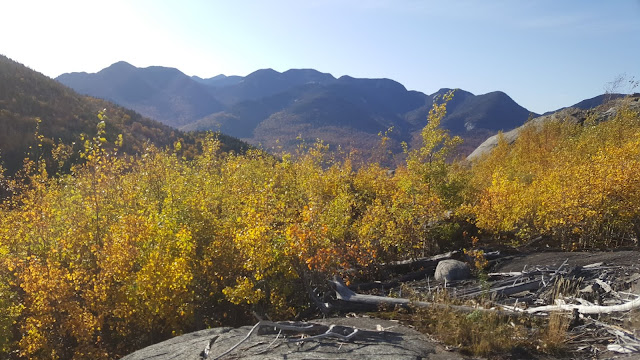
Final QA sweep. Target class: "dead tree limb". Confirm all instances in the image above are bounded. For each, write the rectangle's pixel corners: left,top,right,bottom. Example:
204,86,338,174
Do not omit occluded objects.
382,251,457,273
302,271,332,315
210,321,318,360
522,297,640,314
581,316,640,353
330,277,516,314
350,268,434,292
287,324,359,343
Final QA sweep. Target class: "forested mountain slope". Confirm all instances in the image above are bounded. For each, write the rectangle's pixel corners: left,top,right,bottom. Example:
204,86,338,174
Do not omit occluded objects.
0,55,247,174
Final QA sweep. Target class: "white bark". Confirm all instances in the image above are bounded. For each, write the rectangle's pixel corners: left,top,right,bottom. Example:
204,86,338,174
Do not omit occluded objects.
524,297,640,314
331,277,515,314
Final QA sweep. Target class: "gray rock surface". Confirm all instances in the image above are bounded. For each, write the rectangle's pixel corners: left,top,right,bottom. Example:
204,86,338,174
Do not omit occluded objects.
465,107,584,161
466,95,640,161
121,317,468,359
434,260,470,282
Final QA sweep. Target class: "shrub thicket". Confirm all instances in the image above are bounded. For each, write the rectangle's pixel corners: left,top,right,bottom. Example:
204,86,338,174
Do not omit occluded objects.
464,102,640,249
2,93,639,358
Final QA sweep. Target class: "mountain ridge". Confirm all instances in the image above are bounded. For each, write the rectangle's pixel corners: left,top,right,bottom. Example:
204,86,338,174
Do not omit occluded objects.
56,61,611,159
57,62,226,127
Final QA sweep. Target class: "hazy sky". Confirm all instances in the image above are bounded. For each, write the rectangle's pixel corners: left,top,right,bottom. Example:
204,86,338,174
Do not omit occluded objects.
2,0,639,113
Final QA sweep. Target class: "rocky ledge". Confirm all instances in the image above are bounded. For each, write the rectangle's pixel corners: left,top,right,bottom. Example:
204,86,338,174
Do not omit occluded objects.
121,317,467,360
466,94,640,161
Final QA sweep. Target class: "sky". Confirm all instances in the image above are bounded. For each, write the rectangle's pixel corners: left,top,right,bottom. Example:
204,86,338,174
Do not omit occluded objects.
1,0,639,113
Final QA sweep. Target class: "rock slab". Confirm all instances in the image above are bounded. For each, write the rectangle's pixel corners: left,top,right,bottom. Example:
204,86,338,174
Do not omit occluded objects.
121,317,467,359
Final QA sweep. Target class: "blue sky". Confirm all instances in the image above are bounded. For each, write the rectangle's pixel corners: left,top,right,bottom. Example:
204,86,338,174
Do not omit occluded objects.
1,0,639,113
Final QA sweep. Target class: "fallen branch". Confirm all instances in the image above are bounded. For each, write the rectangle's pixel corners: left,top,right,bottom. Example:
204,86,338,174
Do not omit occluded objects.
488,271,526,277
210,321,318,359
331,277,515,314
303,271,332,315
287,324,359,343
540,258,569,289
382,251,457,274
522,297,640,314
581,316,640,354
210,320,397,359
350,268,434,292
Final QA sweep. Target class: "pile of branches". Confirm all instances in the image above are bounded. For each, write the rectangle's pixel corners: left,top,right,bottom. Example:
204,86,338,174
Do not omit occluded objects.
322,251,640,356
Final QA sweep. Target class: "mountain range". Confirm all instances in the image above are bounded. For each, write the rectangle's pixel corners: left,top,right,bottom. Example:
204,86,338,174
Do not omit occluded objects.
4,56,620,169
57,62,541,160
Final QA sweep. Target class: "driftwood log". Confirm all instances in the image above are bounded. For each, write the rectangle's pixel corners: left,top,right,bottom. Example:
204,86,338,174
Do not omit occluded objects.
383,251,458,273
330,277,515,314
522,297,640,314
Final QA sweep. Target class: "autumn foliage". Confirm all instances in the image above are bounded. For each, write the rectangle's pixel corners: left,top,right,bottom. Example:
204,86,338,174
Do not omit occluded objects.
465,101,640,249
0,94,465,358
1,94,639,359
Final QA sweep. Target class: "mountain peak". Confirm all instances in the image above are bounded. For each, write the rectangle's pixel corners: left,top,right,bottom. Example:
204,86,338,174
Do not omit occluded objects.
281,68,336,84
112,60,134,67
246,68,280,78
104,61,136,71
432,88,474,97
191,74,243,88
337,76,408,92
57,61,225,127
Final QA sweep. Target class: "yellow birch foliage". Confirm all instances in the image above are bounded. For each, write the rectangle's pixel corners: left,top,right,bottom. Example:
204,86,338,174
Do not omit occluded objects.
0,97,462,358
467,103,640,248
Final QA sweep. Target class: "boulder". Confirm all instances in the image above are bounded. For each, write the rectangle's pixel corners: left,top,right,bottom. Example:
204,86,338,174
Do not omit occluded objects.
434,259,470,282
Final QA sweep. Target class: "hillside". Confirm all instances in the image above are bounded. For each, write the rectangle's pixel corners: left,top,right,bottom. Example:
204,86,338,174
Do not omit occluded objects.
57,63,535,159
541,93,626,115
0,55,246,175
467,94,640,161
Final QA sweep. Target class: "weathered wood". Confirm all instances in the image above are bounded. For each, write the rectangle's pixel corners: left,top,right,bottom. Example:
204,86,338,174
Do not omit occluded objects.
210,321,319,360
382,251,457,274
307,285,332,315
583,317,640,353
331,277,516,314
488,271,526,277
286,324,359,343
522,297,640,314
302,271,332,315
350,268,434,292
